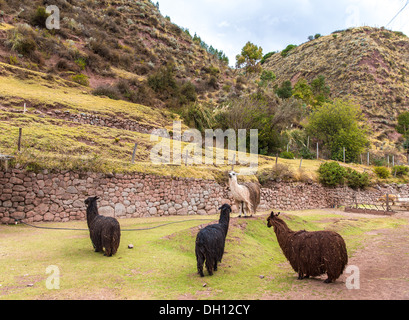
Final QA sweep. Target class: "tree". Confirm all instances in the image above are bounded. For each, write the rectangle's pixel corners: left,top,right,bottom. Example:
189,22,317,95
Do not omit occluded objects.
306,99,370,162
236,41,263,74
281,44,297,57
397,111,409,135
257,70,276,88
275,81,293,99
311,75,331,106
293,78,313,104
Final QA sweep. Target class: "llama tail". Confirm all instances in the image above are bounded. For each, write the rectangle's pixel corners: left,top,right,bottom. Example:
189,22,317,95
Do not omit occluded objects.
103,221,121,257
195,240,206,277
110,224,121,256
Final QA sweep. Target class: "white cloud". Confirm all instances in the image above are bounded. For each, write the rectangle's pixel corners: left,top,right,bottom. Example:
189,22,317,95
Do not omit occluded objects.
218,21,230,28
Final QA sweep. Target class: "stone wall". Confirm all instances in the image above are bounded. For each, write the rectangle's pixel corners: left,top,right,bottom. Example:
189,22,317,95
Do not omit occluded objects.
45,110,156,134
1,169,408,224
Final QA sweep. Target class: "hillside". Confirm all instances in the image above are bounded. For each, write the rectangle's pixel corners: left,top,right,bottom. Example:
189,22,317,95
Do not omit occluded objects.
0,0,243,109
262,27,409,143
1,2,409,182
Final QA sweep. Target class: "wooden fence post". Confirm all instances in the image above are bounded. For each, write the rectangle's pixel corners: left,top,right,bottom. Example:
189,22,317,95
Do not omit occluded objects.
131,143,138,164
18,128,22,152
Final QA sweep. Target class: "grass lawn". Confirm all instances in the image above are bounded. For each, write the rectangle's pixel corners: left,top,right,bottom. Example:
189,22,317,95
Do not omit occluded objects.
0,209,407,300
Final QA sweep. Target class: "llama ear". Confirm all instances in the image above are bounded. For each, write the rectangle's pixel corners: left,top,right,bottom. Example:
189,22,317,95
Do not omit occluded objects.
276,212,281,217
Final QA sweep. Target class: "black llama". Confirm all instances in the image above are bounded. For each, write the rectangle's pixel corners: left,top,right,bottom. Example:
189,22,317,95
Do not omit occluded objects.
195,204,231,277
84,196,121,257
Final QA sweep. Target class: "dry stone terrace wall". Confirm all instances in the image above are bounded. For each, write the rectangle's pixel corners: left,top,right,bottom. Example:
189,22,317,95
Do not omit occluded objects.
1,169,409,224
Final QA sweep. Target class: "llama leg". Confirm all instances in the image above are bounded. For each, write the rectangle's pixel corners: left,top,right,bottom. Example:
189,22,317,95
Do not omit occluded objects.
104,246,113,257
205,259,214,276
196,251,205,277
243,202,249,217
237,201,243,217
197,262,205,278
297,273,308,280
324,277,333,284
214,261,218,272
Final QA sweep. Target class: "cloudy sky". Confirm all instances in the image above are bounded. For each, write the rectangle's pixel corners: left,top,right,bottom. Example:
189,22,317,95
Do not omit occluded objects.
157,0,409,66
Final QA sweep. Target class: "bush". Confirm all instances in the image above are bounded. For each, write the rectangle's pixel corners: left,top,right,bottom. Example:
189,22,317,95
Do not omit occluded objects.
92,86,120,100
71,74,89,86
300,147,316,160
392,165,409,177
275,81,293,99
257,164,294,185
374,166,390,179
281,44,297,57
6,25,37,56
318,162,346,187
148,63,178,99
345,168,370,190
179,81,197,103
280,151,295,159
260,51,275,64
30,6,50,29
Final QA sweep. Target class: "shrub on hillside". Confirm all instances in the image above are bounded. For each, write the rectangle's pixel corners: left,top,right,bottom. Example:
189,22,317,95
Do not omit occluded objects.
280,151,295,159
257,164,294,186
92,86,120,100
318,162,346,187
275,81,293,99
281,44,297,57
374,166,390,179
30,6,50,29
71,74,89,86
392,165,409,177
6,24,37,56
260,51,275,64
345,168,370,190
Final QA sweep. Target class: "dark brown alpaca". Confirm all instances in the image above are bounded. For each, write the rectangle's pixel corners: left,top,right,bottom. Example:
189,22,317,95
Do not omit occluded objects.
195,204,231,277
85,196,121,257
267,212,348,283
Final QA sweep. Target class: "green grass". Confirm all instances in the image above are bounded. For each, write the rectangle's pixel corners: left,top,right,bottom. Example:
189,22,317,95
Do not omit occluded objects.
0,210,406,300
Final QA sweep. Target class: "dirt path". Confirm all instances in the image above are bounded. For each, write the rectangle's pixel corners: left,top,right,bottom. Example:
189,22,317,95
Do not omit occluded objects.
263,211,409,300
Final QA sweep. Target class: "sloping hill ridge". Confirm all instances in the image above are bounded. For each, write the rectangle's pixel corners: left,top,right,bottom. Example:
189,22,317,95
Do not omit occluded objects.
263,27,409,140
0,0,238,108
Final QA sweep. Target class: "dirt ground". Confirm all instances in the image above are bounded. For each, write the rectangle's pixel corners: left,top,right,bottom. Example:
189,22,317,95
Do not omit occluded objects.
263,211,409,300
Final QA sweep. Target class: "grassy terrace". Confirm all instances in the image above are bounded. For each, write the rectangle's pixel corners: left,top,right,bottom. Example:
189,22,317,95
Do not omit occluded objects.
0,210,406,300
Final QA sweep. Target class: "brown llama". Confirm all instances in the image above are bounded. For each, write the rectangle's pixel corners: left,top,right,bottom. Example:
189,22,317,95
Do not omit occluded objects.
267,212,348,283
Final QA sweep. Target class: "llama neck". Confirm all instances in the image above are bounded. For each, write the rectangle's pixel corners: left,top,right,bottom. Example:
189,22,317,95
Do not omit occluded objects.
219,212,230,237
229,177,243,197
272,218,295,249
86,202,99,227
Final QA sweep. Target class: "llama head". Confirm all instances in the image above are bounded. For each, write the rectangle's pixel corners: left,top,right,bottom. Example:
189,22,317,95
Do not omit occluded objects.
228,171,238,180
84,196,100,205
219,204,232,214
267,211,281,228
